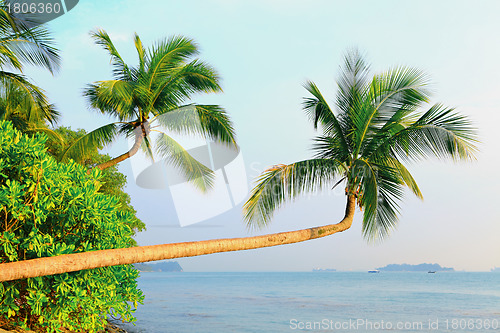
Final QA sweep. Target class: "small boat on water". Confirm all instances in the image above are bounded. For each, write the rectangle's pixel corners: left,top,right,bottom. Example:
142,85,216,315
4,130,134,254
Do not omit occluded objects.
368,270,380,273
428,271,436,273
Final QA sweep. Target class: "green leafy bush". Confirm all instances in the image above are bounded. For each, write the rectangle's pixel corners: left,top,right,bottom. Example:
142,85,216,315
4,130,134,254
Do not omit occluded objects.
0,121,144,332
48,126,146,246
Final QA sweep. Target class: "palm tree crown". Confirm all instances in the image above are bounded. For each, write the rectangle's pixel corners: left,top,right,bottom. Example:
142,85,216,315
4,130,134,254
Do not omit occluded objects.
62,30,236,191
244,49,478,241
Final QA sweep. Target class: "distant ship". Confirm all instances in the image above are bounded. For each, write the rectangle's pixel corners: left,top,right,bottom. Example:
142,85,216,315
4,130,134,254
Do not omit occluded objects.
428,271,436,273
491,267,500,273
368,270,380,273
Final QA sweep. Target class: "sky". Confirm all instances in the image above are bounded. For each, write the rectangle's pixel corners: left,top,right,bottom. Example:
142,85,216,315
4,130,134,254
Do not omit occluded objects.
28,0,500,271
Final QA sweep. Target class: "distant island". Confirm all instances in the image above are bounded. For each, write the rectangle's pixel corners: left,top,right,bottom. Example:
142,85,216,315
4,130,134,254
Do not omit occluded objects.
312,268,337,272
133,261,183,272
377,263,454,272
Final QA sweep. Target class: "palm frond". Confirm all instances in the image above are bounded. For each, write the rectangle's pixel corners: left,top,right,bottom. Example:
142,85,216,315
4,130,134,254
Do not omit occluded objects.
140,133,155,162
155,104,236,146
59,123,119,163
147,35,199,88
312,135,352,170
360,106,419,159
25,127,63,147
336,48,370,131
303,81,351,162
149,59,222,110
84,80,136,121
351,66,430,157
0,2,44,31
383,157,423,199
156,132,215,192
1,26,60,74
303,80,339,130
134,33,147,73
0,39,21,69
352,159,403,242
179,59,222,93
243,159,341,228
91,29,133,81
0,4,60,74
192,104,236,145
0,5,18,33
382,104,478,162
0,71,58,125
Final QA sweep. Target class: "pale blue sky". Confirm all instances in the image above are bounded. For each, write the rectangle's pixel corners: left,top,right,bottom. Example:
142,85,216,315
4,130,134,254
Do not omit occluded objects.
30,0,500,271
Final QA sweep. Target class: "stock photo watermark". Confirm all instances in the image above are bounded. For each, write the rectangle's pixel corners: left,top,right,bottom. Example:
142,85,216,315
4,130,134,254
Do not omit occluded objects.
129,106,349,228
289,318,500,331
4,0,79,26
130,106,248,227
129,106,350,227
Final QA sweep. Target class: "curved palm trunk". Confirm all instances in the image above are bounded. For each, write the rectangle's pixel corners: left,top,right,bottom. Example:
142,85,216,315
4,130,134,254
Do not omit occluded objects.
95,132,143,171
0,196,356,282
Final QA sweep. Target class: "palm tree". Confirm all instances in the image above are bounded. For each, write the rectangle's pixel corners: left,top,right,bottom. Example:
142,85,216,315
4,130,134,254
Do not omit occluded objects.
0,49,478,282
0,1,60,121
60,30,236,190
243,49,477,240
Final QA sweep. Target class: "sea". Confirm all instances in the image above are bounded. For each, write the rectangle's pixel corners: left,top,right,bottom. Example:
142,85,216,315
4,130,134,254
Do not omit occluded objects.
117,272,500,333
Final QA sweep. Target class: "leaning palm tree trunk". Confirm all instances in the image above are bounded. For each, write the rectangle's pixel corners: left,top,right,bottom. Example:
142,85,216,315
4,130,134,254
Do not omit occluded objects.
96,129,144,171
0,196,355,282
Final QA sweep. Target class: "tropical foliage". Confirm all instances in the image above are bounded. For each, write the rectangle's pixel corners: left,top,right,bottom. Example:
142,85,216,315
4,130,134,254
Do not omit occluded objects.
244,49,478,241
0,121,143,332
61,30,236,192
0,1,61,142
48,126,146,245
0,80,60,140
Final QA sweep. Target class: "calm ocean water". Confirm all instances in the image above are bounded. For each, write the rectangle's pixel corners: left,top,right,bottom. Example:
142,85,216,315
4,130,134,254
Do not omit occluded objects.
118,272,500,333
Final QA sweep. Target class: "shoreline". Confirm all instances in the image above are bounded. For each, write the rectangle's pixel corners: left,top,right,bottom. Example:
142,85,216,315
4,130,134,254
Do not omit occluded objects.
0,321,129,333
